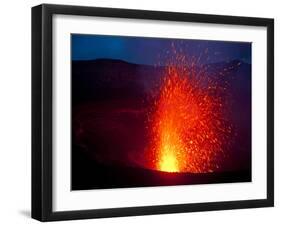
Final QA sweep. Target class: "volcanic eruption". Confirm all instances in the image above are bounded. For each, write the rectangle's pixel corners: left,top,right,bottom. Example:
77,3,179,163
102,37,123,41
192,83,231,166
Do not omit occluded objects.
146,51,233,173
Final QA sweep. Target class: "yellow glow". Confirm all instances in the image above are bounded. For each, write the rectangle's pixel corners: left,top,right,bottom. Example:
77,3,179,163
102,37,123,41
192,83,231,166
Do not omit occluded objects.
159,152,179,172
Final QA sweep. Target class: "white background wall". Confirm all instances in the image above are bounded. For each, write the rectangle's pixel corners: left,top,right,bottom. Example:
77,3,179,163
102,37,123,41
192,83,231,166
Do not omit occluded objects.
0,0,278,225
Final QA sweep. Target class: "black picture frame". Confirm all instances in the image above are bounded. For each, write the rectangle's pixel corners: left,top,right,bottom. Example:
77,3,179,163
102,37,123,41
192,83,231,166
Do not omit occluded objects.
32,3,274,222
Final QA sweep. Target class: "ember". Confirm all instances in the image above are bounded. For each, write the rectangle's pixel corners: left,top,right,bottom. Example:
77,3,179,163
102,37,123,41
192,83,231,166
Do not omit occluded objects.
147,51,232,173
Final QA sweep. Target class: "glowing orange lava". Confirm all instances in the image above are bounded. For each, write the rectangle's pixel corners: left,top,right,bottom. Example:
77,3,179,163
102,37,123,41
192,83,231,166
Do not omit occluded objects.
147,56,232,173
159,152,178,172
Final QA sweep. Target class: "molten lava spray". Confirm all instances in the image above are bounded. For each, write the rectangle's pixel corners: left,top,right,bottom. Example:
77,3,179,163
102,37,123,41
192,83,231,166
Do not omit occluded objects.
147,52,232,173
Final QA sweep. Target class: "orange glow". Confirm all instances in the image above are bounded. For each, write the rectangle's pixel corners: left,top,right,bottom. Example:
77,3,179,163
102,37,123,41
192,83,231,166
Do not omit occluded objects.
146,51,232,173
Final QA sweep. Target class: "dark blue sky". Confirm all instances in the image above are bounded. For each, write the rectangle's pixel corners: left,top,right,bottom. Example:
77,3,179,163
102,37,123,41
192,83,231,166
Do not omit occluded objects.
71,34,251,65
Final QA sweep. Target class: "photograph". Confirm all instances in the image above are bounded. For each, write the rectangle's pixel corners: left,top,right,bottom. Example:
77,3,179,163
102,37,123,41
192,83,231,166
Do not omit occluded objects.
71,34,252,190
31,3,274,221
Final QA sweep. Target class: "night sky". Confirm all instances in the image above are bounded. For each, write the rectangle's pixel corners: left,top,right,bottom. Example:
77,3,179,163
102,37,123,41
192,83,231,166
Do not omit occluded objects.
71,34,251,65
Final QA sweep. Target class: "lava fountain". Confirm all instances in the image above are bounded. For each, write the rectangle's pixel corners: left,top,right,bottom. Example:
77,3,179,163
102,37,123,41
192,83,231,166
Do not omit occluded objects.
146,54,232,173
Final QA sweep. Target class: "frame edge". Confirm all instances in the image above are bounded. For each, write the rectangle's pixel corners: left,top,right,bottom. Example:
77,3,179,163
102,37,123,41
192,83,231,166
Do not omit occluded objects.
32,4,54,221
31,4,43,221
266,18,274,207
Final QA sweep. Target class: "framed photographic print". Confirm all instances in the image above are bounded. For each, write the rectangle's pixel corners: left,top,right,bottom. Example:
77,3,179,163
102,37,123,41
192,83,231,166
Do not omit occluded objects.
32,4,274,221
